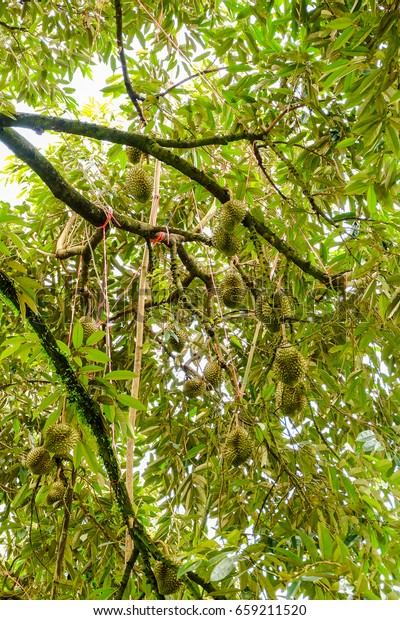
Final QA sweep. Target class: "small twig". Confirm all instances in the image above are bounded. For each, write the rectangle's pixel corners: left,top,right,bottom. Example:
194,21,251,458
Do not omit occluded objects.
0,20,27,32
157,66,229,97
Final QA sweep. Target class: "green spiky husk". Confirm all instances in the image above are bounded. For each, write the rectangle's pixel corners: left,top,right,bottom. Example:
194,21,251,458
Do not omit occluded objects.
255,295,280,331
212,225,241,256
46,480,66,505
218,199,246,233
273,344,307,387
169,328,186,353
126,165,153,203
220,269,246,308
183,377,206,398
126,146,142,165
25,447,53,475
153,562,183,595
79,316,98,340
275,382,307,416
44,423,79,457
272,291,292,319
223,426,253,467
203,361,222,388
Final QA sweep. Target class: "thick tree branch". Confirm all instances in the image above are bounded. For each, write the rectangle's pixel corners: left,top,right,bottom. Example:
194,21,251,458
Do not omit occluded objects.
0,125,344,289
0,110,267,150
116,548,140,599
113,0,146,124
0,114,230,202
243,213,344,288
0,127,210,243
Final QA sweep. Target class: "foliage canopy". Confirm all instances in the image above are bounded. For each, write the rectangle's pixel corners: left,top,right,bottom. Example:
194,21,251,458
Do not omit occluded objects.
0,0,400,601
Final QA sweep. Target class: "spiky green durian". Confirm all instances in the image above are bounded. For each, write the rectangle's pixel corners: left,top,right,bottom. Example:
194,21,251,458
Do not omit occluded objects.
126,165,153,203
203,361,222,388
46,481,66,505
218,199,246,233
169,328,186,353
25,447,53,475
220,269,247,308
183,377,206,398
255,295,280,331
275,382,307,416
153,562,183,595
272,291,293,319
126,146,142,165
44,423,79,457
223,426,253,467
212,225,241,257
273,343,307,387
79,315,98,341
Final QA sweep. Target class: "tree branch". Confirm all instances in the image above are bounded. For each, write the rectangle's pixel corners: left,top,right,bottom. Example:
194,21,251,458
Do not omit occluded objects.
243,213,344,288
113,0,146,124
0,127,211,243
0,110,266,151
0,114,230,202
116,548,140,599
157,66,229,98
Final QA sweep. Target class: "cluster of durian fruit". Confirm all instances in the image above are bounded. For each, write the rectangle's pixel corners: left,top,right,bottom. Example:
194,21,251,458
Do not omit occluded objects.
125,145,153,204
182,360,223,398
273,342,307,417
254,289,308,417
24,423,78,505
213,199,246,256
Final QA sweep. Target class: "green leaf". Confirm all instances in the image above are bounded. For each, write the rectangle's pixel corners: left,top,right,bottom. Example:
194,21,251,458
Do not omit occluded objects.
210,556,235,582
116,393,146,410
72,321,83,349
86,330,105,346
83,349,111,364
317,523,333,560
104,370,138,380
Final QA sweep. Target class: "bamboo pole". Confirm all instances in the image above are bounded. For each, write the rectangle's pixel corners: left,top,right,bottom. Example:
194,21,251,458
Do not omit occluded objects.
125,160,161,563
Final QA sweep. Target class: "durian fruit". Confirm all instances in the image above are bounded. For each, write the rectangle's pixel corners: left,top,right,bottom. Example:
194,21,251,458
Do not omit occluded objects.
212,225,241,256
273,343,307,387
126,165,153,203
25,446,53,475
44,423,79,457
153,561,183,595
169,328,186,353
255,295,280,332
79,315,98,341
275,382,307,417
220,269,247,308
126,145,142,165
203,360,222,388
183,377,206,398
46,480,66,505
223,426,253,467
272,291,292,320
218,199,246,233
